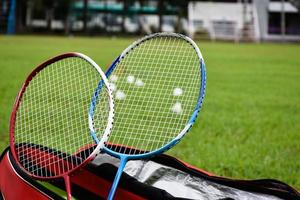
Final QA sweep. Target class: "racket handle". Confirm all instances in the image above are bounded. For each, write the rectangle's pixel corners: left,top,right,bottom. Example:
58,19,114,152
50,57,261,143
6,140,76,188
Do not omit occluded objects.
64,175,72,200
107,156,127,200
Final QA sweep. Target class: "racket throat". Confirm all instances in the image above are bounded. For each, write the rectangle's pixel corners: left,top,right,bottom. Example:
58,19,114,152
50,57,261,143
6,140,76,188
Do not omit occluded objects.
63,175,72,200
107,156,128,200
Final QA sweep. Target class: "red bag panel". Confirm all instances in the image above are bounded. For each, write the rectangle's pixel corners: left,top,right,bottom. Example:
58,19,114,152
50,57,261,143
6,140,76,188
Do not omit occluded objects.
0,152,51,200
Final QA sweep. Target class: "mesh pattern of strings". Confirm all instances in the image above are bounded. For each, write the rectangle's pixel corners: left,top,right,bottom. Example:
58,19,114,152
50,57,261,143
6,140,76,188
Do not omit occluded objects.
100,35,202,155
13,56,110,178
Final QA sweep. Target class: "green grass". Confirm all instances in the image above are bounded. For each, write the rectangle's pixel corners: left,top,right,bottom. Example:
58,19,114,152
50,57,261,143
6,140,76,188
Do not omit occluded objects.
0,35,299,192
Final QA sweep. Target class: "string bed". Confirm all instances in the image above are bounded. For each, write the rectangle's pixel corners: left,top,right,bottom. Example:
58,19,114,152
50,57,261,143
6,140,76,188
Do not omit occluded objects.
13,56,110,177
95,35,202,155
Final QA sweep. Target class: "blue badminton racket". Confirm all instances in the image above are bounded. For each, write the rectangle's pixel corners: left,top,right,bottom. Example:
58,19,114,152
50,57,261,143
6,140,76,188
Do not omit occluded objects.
90,32,206,200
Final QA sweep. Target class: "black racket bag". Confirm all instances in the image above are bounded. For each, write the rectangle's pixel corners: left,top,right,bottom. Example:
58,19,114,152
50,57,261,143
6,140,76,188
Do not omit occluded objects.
0,146,299,200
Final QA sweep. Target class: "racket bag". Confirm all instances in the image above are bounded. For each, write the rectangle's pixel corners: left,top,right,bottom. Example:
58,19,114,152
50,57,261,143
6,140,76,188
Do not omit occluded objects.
0,145,299,200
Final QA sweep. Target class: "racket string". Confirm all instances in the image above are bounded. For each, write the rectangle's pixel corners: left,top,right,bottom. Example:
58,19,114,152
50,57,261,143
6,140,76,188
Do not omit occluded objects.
14,56,110,177
104,35,202,154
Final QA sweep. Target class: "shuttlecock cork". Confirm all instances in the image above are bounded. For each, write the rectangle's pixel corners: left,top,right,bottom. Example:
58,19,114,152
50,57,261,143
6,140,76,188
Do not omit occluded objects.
171,102,183,114
115,90,126,100
173,87,183,96
135,79,145,87
110,83,117,92
110,75,118,82
127,75,135,84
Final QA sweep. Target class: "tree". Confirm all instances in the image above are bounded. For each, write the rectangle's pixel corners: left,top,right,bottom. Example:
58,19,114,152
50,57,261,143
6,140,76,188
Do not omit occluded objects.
55,0,72,34
83,0,88,33
44,0,54,31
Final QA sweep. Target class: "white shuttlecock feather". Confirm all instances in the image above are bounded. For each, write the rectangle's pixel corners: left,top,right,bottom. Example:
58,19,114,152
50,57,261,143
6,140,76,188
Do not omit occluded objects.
127,75,135,84
173,87,183,96
110,75,118,82
110,83,117,92
115,90,126,100
135,79,145,87
171,102,183,114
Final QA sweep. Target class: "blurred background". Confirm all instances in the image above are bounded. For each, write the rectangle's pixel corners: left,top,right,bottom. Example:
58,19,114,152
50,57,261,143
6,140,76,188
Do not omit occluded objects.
1,0,300,41
0,0,299,191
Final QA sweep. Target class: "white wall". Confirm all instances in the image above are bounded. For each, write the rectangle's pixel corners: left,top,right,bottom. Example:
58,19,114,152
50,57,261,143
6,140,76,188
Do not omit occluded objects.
188,2,245,30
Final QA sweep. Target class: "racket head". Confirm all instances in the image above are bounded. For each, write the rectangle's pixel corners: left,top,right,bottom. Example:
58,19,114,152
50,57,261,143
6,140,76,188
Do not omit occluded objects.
92,32,206,159
9,52,114,180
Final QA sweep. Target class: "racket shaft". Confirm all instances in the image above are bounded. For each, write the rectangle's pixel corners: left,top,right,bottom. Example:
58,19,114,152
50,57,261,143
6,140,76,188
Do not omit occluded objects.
108,156,127,200
64,175,72,200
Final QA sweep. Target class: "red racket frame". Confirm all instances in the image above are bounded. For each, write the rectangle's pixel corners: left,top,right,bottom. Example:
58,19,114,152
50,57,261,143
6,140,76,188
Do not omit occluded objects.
9,52,108,200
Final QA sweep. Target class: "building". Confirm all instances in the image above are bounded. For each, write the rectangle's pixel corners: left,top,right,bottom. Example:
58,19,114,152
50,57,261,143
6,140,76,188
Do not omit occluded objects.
188,0,300,42
1,0,300,42
22,0,188,35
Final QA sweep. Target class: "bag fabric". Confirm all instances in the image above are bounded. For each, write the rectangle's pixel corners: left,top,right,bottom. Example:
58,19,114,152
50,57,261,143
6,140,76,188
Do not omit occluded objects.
0,146,299,200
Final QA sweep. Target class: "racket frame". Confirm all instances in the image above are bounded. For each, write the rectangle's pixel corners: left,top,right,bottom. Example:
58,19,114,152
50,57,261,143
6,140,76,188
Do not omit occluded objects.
104,32,206,160
90,32,206,199
9,52,114,199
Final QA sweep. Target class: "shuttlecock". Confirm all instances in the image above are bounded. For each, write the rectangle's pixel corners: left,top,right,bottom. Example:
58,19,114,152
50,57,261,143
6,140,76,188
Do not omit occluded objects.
171,102,182,114
127,75,135,84
135,79,144,87
173,87,183,96
115,90,126,100
110,83,117,92
110,75,118,82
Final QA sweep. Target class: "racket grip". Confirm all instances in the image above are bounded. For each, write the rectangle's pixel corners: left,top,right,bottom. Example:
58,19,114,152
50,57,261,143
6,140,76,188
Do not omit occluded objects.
107,156,127,200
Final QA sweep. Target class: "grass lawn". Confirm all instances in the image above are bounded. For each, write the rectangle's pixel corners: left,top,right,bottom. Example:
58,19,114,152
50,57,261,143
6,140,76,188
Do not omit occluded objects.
0,35,299,191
